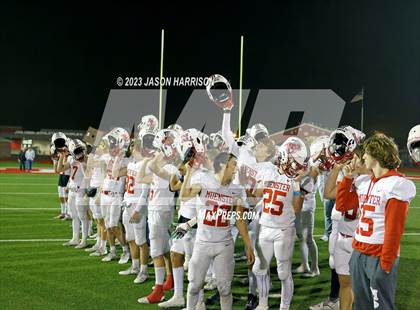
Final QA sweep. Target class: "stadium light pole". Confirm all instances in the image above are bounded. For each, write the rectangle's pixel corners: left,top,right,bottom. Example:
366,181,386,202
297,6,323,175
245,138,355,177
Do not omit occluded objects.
159,29,165,129
238,35,244,137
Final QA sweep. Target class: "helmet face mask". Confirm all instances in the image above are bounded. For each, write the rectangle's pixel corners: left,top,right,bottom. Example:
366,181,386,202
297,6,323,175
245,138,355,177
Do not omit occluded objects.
179,129,206,167
206,74,233,110
277,137,309,178
69,139,86,161
310,136,335,171
407,125,420,165
154,129,180,161
327,126,365,163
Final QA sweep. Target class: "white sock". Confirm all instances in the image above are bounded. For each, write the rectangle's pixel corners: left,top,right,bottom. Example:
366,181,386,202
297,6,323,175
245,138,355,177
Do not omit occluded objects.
132,258,140,270
198,289,204,303
64,202,68,215
220,292,233,310
140,264,148,273
155,267,165,285
256,274,270,307
81,218,89,243
123,245,129,253
110,246,116,254
280,273,294,308
88,220,93,236
173,267,184,297
102,240,107,250
60,203,65,214
72,218,80,241
248,269,257,295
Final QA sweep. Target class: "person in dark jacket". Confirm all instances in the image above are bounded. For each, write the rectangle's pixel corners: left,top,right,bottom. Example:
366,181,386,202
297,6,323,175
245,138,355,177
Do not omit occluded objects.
18,148,26,171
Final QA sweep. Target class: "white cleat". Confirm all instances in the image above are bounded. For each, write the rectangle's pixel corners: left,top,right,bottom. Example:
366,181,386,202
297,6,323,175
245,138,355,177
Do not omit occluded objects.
134,271,148,284
85,244,100,252
309,297,339,310
101,253,119,262
118,251,130,264
203,278,217,291
158,295,185,308
75,241,88,249
303,267,320,278
119,267,139,275
196,301,206,310
63,239,79,247
89,248,108,257
292,264,310,274
255,305,269,310
89,233,97,239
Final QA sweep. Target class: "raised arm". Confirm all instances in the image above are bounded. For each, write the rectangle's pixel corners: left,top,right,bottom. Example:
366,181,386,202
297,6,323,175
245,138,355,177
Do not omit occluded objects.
179,165,201,202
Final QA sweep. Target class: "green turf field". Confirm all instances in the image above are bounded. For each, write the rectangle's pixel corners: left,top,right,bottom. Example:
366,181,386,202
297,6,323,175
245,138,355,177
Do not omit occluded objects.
0,171,419,309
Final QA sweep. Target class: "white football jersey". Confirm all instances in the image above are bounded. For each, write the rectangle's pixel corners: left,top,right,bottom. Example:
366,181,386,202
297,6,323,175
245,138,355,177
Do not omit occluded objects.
233,148,257,189
193,171,246,243
178,169,206,219
102,156,131,193
256,162,296,229
317,169,332,202
89,153,109,188
67,157,88,190
123,160,144,203
302,175,317,212
147,164,178,212
336,170,359,236
353,174,416,244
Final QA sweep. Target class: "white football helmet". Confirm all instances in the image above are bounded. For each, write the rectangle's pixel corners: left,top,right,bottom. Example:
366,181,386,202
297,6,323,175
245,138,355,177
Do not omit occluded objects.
167,124,183,134
407,124,420,165
237,134,257,149
206,74,233,110
198,132,210,148
210,131,229,151
277,137,309,178
310,135,335,171
179,129,206,167
138,127,157,157
68,139,86,160
51,132,68,150
250,123,269,142
327,126,365,163
137,115,159,132
153,129,180,160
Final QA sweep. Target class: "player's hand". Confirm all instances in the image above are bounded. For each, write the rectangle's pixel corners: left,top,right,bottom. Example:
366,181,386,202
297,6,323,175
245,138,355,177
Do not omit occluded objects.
246,246,255,267
294,169,306,182
129,211,140,223
343,157,358,179
178,163,188,176
171,222,191,239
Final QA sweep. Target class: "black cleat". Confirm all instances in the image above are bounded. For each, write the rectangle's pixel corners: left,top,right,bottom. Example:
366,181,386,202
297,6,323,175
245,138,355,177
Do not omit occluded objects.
245,293,258,310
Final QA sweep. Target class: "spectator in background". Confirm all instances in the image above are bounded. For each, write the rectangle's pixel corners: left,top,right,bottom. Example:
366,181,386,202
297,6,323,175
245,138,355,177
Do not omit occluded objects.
25,147,36,172
18,148,26,171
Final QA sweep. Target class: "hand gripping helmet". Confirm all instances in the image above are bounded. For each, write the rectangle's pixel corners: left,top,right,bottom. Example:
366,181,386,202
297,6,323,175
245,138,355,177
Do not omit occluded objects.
407,124,420,165
153,129,180,160
68,139,86,161
179,128,206,167
206,74,234,110
277,137,309,178
51,132,68,150
310,135,335,171
327,126,365,163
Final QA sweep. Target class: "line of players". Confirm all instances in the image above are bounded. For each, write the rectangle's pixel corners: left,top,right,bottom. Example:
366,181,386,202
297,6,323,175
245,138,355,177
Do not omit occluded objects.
49,112,420,310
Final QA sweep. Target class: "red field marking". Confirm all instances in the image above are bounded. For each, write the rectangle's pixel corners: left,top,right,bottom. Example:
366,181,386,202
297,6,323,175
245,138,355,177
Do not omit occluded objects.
0,167,55,175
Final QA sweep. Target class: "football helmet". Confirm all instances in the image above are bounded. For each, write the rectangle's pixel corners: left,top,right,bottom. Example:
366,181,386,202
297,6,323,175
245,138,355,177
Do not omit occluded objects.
206,74,234,110
310,135,335,171
51,132,68,150
209,131,229,152
179,128,206,167
68,139,86,161
407,124,420,165
250,123,269,142
137,115,159,132
237,134,257,148
138,127,158,157
153,129,180,160
198,132,210,148
167,124,183,134
327,126,365,163
277,137,309,178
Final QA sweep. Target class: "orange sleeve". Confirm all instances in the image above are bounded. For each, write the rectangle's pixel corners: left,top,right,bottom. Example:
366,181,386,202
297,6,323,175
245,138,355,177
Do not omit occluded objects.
336,176,359,212
380,198,409,272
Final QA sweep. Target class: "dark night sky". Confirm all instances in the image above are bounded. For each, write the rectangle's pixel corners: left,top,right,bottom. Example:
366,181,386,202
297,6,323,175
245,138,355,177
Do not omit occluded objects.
1,1,419,146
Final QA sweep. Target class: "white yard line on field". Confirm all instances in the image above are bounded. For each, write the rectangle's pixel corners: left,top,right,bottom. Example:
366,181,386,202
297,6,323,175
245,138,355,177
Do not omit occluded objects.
0,183,57,185
0,192,56,195
0,208,58,210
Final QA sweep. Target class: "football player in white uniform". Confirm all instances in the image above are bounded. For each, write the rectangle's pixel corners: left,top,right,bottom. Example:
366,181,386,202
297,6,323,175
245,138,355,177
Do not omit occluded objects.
158,129,206,309
51,132,71,220
407,124,420,165
85,138,109,255
57,139,89,248
138,129,180,304
100,127,131,263
337,133,416,309
182,151,255,310
252,137,308,310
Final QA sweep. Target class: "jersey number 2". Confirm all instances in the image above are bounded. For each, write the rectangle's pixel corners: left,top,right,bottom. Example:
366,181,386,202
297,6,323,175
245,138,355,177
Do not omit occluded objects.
262,188,286,216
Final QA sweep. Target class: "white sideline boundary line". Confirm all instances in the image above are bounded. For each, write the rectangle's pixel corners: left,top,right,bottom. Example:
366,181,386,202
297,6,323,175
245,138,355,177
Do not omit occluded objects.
0,192,56,195
0,183,57,186
0,208,59,210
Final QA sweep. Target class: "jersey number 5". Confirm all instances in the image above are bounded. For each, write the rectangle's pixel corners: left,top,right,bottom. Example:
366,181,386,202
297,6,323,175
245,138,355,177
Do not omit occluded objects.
356,204,375,237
